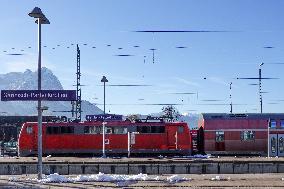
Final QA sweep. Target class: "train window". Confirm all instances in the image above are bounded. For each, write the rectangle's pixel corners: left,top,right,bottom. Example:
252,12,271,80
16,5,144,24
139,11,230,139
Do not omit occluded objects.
151,126,165,133
113,127,127,134
137,126,151,133
89,126,96,134
270,120,276,128
106,127,113,134
279,137,284,153
60,126,74,134
96,127,102,134
136,126,165,133
215,131,224,142
281,120,284,128
240,130,255,141
26,126,33,134
178,126,184,133
84,126,101,134
271,137,276,153
84,126,90,134
46,127,60,135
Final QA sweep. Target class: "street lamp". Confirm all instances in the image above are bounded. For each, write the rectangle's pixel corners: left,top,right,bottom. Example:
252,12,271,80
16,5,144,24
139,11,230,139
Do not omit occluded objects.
100,76,108,158
29,7,50,180
101,76,108,114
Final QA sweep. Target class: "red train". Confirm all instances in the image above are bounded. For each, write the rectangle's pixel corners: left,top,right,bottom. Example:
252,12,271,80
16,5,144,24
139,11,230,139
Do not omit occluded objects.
18,113,284,157
18,116,192,157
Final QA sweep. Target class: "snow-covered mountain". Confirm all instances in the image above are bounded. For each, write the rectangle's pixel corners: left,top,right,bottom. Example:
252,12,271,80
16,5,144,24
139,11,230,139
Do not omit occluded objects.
0,67,103,119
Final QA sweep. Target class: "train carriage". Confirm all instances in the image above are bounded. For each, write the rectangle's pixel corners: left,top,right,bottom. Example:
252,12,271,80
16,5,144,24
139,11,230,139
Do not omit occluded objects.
198,113,284,156
18,118,192,157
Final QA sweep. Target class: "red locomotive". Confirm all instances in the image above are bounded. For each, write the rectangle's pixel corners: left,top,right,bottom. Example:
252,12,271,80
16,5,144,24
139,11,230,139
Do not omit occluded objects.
18,115,192,157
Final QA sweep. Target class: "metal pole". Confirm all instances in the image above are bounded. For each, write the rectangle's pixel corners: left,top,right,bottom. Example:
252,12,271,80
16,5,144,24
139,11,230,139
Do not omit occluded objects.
230,82,232,114
267,119,270,157
102,122,106,158
103,81,106,114
127,132,130,158
259,67,263,113
37,18,43,180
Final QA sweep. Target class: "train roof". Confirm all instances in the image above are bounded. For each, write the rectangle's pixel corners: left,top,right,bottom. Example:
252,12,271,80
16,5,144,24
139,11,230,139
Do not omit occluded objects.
23,120,187,126
200,113,284,120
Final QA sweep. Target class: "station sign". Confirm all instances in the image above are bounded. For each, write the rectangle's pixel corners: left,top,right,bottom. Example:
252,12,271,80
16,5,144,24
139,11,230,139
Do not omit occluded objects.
86,114,123,121
1,90,76,101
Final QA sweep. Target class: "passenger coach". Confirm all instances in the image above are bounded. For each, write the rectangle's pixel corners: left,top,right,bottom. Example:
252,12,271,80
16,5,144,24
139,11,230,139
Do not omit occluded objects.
18,116,192,156
198,113,284,156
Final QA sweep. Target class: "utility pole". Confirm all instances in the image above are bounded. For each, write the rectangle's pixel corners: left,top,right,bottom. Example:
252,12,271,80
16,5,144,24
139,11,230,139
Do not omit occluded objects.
236,62,277,114
259,63,264,113
75,44,82,121
230,82,233,114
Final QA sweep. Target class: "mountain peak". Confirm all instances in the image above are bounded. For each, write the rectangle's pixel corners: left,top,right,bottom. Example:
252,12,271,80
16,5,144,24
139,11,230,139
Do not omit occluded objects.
0,68,64,90
24,69,32,74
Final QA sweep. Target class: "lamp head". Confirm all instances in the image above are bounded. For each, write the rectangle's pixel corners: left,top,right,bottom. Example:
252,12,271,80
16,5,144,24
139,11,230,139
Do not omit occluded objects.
28,7,44,18
101,76,108,83
29,7,50,24
260,63,264,67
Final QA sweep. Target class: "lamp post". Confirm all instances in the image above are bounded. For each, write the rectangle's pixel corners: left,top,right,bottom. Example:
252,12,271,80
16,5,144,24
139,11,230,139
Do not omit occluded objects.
28,7,50,180
259,63,264,113
100,76,108,158
101,76,108,114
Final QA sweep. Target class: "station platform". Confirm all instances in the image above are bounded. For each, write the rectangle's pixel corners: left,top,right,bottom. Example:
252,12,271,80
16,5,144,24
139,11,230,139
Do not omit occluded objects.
0,156,283,175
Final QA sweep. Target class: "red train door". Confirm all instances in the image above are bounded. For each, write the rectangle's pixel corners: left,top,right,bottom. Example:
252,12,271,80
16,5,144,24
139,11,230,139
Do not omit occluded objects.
167,125,178,149
215,131,225,151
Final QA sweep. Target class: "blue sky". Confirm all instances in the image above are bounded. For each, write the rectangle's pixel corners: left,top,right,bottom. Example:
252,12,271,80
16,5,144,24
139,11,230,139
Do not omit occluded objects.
0,0,284,115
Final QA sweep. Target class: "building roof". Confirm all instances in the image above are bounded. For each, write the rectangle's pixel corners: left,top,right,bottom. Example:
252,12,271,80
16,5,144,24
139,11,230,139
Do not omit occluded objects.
200,113,284,120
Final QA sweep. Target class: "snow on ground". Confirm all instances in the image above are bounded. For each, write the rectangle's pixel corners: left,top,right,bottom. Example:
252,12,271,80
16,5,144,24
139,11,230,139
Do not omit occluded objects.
72,172,149,182
8,177,18,182
179,154,212,158
22,172,191,184
192,154,211,158
166,175,190,183
211,175,230,181
41,173,71,183
167,154,212,159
